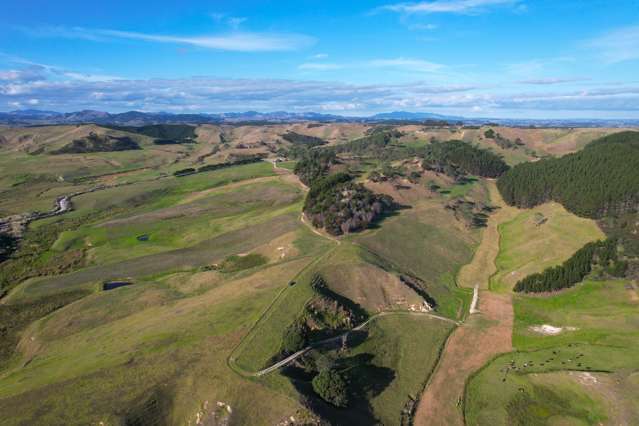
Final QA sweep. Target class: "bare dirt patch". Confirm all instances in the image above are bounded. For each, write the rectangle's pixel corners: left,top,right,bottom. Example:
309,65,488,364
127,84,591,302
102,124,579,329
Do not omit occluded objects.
251,231,299,262
414,292,513,426
528,324,578,335
320,262,425,313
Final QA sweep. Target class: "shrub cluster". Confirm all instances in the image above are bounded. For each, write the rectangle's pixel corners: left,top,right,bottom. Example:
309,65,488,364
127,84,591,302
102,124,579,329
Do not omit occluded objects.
312,369,349,407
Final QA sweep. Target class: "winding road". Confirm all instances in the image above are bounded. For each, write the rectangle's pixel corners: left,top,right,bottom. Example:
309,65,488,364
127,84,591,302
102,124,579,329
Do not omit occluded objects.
235,311,460,378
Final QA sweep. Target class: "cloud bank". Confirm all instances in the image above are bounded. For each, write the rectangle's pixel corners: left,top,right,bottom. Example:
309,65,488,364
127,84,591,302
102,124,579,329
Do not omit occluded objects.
2,64,639,117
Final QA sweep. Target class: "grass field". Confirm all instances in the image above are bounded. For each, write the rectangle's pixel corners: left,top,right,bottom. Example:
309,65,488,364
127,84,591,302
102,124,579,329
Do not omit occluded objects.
465,279,639,425
0,156,325,424
0,259,315,425
490,202,605,292
231,241,334,372
310,242,426,313
354,199,479,320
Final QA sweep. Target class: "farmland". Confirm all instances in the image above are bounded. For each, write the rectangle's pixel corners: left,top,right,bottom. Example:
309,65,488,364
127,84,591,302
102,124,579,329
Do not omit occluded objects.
0,122,637,425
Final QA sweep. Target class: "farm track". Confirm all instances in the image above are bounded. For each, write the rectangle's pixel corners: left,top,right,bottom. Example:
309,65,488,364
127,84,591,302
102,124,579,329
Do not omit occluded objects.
233,310,459,378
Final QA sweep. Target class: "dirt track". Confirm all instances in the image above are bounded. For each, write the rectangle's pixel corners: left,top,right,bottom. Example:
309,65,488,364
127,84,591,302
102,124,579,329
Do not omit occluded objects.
414,291,513,426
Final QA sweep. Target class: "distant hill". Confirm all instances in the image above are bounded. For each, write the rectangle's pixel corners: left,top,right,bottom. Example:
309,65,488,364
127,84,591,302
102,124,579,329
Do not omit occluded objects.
0,109,349,126
1,109,639,127
370,111,463,121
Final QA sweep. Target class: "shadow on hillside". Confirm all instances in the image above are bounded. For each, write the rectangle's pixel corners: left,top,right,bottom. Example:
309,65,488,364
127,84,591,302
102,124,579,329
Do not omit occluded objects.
366,204,411,230
281,331,396,424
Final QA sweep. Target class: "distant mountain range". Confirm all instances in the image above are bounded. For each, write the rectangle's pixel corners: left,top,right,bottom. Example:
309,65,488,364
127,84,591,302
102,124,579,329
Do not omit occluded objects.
369,111,464,121
1,109,638,128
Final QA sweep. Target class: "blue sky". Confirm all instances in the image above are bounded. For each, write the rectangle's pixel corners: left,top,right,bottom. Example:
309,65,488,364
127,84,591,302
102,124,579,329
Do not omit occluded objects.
1,0,639,117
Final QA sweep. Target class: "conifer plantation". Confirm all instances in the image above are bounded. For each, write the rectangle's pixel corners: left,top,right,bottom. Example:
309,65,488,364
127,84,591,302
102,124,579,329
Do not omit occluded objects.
497,131,639,218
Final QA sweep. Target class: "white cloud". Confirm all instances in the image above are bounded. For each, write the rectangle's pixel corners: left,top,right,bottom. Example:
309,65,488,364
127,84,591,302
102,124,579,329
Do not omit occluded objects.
62,72,121,82
407,23,438,31
518,77,589,85
318,102,362,111
228,17,248,29
586,24,639,64
22,26,315,52
312,53,329,59
210,13,247,29
379,0,521,15
298,63,343,71
368,57,445,73
297,57,446,74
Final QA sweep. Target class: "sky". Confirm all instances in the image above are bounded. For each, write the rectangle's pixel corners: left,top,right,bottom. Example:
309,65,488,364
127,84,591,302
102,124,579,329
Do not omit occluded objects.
1,0,639,118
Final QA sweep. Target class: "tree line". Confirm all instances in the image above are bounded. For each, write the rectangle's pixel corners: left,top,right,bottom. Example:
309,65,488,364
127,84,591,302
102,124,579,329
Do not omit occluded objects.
514,238,627,293
173,155,265,177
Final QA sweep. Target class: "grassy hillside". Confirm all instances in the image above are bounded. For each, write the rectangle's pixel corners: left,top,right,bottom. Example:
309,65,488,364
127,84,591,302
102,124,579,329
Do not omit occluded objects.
355,198,480,320
0,162,329,424
490,202,605,292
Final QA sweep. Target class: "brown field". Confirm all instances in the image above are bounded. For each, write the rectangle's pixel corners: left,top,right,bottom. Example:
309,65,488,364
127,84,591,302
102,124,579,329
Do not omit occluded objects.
493,126,632,157
319,254,425,313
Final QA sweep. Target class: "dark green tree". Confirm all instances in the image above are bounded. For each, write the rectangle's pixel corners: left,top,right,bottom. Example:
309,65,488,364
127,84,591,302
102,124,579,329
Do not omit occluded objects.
312,369,349,407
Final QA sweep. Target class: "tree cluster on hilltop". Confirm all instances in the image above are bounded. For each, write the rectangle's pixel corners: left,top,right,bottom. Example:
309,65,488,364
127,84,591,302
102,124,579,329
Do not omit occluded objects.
281,131,328,148
293,149,337,186
422,140,509,178
514,239,627,293
332,129,402,158
497,131,639,218
52,133,141,154
303,173,396,235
